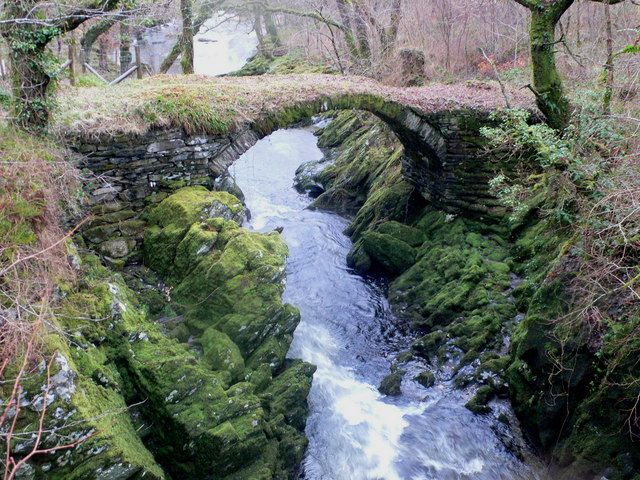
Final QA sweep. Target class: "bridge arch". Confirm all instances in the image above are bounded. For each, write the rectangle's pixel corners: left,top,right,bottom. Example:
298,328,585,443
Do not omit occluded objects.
77,90,502,220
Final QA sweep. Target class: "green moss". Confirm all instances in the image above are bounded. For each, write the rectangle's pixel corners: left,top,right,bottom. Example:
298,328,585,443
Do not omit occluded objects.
413,330,447,358
201,328,245,380
144,186,243,230
310,111,418,232
315,109,365,148
465,385,495,414
143,186,244,278
385,210,514,366
3,265,168,479
377,221,426,247
414,370,436,388
232,52,336,78
262,360,315,431
357,231,416,275
135,187,311,478
378,371,404,396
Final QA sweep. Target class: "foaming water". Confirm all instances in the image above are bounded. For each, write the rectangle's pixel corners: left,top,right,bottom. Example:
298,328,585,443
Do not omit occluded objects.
231,128,544,480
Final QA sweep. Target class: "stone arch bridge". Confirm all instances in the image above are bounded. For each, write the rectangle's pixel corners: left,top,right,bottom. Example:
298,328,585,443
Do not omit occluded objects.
61,74,534,260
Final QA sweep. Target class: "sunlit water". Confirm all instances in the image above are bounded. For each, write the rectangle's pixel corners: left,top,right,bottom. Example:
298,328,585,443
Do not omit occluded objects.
137,12,257,75
231,128,545,480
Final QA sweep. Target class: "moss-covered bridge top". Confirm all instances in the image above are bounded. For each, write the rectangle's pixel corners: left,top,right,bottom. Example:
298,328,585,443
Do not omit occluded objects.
53,74,534,140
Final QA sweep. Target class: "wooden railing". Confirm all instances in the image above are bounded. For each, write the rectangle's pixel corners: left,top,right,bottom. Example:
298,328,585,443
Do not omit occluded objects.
60,44,146,86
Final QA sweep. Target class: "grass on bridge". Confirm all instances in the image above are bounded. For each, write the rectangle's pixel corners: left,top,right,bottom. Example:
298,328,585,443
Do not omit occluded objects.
52,74,534,140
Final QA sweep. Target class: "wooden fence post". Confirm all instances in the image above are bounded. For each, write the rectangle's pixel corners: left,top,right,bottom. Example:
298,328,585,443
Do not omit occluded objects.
68,43,76,86
80,48,86,74
0,51,5,79
135,44,143,80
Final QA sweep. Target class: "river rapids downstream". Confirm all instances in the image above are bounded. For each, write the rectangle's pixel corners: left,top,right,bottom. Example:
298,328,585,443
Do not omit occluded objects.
231,126,545,480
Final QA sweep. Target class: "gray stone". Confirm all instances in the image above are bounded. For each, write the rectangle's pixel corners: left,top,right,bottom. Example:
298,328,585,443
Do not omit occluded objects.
99,239,131,258
147,139,185,153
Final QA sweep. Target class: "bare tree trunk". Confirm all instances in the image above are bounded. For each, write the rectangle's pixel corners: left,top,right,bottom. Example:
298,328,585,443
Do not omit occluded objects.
0,49,6,78
263,10,282,49
180,0,195,74
98,37,108,70
387,0,402,50
120,22,132,74
335,0,360,61
602,0,614,114
253,7,268,55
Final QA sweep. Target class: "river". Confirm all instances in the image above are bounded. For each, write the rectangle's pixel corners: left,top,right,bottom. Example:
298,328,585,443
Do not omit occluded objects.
231,126,546,480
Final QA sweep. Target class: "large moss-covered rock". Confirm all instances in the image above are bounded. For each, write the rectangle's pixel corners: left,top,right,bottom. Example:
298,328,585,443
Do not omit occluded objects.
0,255,167,480
201,328,246,380
310,111,422,232
143,186,244,278
388,210,514,365
136,187,314,479
378,371,404,396
351,231,416,275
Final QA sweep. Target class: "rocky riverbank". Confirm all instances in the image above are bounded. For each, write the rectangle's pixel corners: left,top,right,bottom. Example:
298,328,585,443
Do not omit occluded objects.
294,110,640,479
3,185,314,479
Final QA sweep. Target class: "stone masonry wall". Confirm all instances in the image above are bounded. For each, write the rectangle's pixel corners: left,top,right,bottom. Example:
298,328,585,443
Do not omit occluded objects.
74,107,500,266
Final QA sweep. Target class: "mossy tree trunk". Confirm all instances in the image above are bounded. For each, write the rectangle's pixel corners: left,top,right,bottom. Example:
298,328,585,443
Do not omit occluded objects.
5,40,53,128
0,0,122,130
528,6,571,131
351,2,372,59
335,0,362,62
180,0,195,74
514,0,627,131
81,17,119,67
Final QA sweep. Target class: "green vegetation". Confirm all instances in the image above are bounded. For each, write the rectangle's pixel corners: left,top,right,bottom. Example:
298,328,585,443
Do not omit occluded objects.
483,103,640,477
0,86,10,108
50,74,532,140
232,52,337,77
137,187,314,478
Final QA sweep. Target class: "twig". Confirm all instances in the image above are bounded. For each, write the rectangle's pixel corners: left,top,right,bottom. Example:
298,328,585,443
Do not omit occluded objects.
479,48,511,108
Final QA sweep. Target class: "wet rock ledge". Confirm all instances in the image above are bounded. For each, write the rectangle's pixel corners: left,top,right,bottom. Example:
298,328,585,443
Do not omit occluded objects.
4,186,314,479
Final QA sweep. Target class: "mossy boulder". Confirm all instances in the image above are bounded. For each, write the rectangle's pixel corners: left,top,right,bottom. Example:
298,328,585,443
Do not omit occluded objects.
143,186,244,278
388,210,514,364
310,111,421,230
358,231,416,275
262,360,316,431
135,187,313,478
376,221,426,247
414,370,436,388
378,371,404,396
294,159,331,197
465,385,495,414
